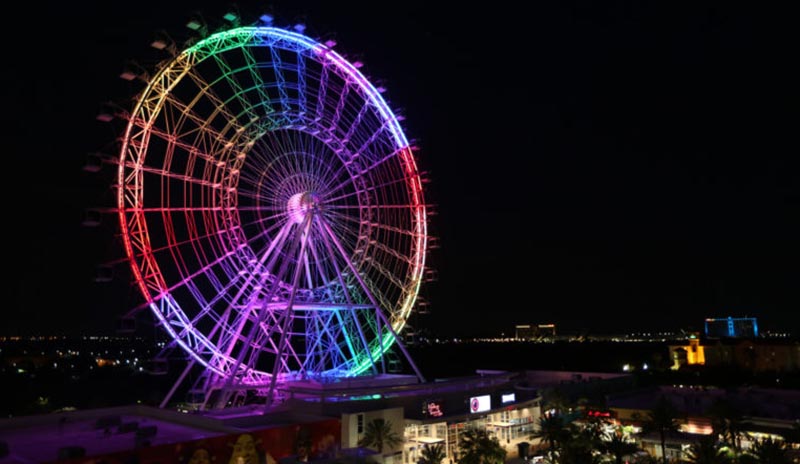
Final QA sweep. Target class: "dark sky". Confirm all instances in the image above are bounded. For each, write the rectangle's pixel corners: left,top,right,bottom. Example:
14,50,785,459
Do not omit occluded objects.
3,0,798,338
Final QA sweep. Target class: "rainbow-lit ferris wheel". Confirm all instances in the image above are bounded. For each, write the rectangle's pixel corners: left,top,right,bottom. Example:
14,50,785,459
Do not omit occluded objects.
106,17,430,408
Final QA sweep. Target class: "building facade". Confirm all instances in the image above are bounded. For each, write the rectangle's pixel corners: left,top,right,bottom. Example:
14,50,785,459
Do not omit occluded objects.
704,316,759,338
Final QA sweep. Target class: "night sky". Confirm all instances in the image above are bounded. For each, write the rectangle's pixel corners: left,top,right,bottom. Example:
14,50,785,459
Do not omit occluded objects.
3,1,797,338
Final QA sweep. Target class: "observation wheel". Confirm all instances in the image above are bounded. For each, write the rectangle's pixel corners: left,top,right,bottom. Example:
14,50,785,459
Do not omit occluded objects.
114,25,428,407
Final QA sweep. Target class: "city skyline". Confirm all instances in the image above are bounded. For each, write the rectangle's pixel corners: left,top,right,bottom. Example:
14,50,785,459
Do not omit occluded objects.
4,0,798,338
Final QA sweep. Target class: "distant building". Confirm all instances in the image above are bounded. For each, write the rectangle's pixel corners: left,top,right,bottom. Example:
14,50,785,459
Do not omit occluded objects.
515,324,556,341
515,325,534,340
607,385,800,461
703,338,800,372
537,324,556,338
669,334,706,369
668,336,800,372
704,316,758,338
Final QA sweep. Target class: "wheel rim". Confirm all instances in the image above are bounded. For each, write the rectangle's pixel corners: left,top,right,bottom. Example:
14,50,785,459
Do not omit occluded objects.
116,27,427,385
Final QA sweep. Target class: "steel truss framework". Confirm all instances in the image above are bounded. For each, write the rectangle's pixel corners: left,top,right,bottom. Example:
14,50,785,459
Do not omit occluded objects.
115,27,428,408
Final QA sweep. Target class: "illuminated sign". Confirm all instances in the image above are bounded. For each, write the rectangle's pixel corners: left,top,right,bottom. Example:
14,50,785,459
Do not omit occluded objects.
501,393,515,403
587,410,613,418
423,400,444,417
469,395,491,413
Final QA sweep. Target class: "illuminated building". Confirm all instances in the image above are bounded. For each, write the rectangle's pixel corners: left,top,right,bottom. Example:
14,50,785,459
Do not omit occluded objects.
515,324,556,341
4,370,640,463
668,334,706,370
704,316,759,338
0,370,543,463
515,325,534,339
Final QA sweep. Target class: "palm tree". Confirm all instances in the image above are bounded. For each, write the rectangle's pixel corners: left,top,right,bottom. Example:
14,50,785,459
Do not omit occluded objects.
358,418,403,455
708,399,747,456
542,388,572,415
581,412,609,445
558,423,602,464
601,429,640,464
684,435,730,464
530,414,569,461
418,444,446,464
740,437,791,464
643,396,681,464
458,428,506,464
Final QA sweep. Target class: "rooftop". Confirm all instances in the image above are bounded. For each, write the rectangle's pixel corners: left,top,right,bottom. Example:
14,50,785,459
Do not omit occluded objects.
0,403,333,463
0,405,234,463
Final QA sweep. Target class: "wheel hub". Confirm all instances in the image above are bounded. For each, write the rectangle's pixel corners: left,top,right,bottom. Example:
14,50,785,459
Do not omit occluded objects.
287,192,319,224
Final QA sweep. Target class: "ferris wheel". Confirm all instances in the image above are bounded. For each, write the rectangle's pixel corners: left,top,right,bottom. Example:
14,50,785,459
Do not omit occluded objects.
108,18,429,408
